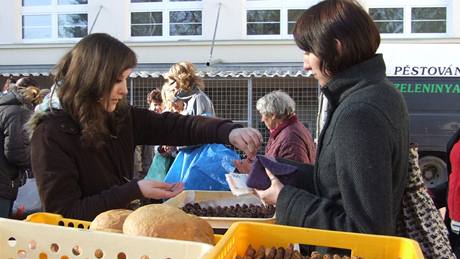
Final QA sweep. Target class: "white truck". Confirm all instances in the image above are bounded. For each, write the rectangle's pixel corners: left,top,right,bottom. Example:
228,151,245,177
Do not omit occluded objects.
381,43,460,206
317,43,460,207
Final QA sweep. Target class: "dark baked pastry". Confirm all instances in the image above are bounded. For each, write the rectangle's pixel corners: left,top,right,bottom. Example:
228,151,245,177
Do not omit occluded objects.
182,203,275,218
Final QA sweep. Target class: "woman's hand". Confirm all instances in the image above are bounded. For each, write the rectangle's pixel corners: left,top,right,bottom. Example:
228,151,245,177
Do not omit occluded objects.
232,158,253,173
137,180,184,200
229,127,262,159
254,169,284,205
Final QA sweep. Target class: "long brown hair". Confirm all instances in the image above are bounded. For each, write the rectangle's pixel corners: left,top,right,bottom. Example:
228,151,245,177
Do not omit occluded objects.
53,33,137,147
293,0,380,77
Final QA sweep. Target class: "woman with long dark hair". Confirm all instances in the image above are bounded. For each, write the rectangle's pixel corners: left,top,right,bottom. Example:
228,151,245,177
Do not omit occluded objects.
27,33,261,220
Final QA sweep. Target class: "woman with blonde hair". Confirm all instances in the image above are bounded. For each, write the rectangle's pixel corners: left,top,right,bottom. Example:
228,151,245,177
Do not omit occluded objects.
167,61,215,116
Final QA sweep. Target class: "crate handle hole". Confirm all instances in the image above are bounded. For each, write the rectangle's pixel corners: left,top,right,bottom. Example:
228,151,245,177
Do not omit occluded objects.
78,223,86,229
68,222,75,227
117,252,127,259
29,240,37,249
17,249,27,258
58,221,65,226
72,245,82,256
7,237,16,247
94,249,104,258
50,243,60,253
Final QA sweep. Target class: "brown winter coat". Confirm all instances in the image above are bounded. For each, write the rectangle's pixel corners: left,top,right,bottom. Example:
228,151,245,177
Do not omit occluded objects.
29,106,239,220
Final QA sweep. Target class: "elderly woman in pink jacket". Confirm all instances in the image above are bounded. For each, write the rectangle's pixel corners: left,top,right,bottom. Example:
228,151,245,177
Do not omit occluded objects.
234,90,316,173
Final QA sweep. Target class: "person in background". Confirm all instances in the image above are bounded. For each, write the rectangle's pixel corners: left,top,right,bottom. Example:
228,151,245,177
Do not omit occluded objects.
16,77,39,89
158,81,184,159
171,99,186,114
1,76,16,96
26,33,262,221
37,89,50,105
133,88,164,180
446,127,460,257
0,86,42,217
144,84,183,182
166,61,215,117
255,0,409,240
147,88,163,113
234,90,316,173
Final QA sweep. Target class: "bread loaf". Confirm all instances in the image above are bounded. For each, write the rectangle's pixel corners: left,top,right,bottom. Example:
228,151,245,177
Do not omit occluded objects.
123,204,214,244
89,209,133,233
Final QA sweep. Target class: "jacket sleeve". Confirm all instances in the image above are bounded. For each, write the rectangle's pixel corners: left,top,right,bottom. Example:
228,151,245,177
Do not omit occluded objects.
276,139,314,165
4,108,31,169
131,107,239,146
31,123,142,221
276,104,397,235
193,93,215,117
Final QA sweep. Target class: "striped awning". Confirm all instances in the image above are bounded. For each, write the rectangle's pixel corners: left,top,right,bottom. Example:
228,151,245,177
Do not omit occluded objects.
0,63,311,78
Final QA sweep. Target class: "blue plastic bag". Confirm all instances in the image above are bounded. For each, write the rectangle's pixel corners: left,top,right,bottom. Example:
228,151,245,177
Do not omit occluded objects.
164,144,239,190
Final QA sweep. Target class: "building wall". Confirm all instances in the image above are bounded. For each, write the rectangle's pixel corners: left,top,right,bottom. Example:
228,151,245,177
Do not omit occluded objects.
0,0,458,66
0,0,457,148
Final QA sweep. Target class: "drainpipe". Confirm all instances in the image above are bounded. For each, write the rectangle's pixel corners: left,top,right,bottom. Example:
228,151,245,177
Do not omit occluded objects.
89,5,103,34
206,2,222,67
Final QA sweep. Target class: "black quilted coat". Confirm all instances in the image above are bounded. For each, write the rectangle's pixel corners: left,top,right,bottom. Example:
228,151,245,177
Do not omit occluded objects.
0,91,33,200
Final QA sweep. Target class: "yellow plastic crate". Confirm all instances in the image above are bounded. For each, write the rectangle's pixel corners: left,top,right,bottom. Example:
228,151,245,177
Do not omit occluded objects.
206,222,424,259
0,213,216,258
25,212,222,244
1,217,213,259
25,212,91,229
164,190,275,229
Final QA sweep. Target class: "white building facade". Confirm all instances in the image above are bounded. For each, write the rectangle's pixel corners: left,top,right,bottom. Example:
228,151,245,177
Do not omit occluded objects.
0,0,458,68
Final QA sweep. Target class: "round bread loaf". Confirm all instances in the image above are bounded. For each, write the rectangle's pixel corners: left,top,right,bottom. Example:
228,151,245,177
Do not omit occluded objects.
89,209,133,233
123,204,214,244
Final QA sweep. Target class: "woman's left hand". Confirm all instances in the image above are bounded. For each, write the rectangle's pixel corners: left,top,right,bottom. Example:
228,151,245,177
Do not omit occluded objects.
137,180,184,200
254,169,284,205
228,127,262,159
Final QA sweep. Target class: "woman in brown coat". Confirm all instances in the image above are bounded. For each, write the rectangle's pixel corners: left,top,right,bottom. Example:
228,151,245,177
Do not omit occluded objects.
27,33,262,220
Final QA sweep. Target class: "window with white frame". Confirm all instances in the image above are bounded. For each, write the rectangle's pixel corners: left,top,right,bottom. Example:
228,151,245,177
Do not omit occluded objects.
130,0,202,38
245,0,310,38
411,7,446,33
369,4,448,36
131,12,163,36
169,10,201,35
369,8,404,33
22,0,88,40
247,10,280,35
23,0,52,5
287,9,305,34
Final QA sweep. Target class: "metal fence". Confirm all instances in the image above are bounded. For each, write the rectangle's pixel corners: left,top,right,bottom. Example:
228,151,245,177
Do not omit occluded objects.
129,76,319,151
0,75,319,151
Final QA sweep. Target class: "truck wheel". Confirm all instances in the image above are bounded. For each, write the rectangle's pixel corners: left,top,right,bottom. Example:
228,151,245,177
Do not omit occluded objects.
419,155,447,188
